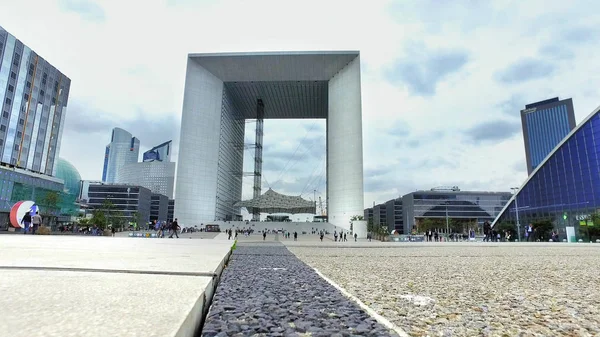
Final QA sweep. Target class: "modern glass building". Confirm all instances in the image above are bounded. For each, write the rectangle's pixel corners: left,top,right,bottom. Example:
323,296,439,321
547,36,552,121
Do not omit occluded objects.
143,140,172,162
0,25,70,176
102,127,140,183
54,158,81,218
116,140,175,198
493,104,600,242
167,199,175,223
82,182,151,226
385,198,403,233
0,165,64,229
521,97,575,174
401,190,511,235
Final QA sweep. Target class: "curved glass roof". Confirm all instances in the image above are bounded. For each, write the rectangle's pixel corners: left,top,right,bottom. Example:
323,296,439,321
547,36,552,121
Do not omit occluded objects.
55,158,82,197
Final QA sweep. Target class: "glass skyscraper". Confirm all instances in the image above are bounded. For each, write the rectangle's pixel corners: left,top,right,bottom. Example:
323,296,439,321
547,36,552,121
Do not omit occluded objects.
143,140,171,162
102,127,140,183
0,25,70,176
493,103,600,242
521,97,575,174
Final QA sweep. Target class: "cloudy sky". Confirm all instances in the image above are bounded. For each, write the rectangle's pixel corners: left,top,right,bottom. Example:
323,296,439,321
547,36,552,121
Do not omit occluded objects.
1,0,599,211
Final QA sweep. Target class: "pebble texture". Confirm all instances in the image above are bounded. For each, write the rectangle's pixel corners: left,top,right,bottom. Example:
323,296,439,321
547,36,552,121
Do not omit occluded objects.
289,244,600,337
201,243,398,337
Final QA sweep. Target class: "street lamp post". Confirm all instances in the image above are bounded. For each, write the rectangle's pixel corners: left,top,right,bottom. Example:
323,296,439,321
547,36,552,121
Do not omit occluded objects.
511,187,521,242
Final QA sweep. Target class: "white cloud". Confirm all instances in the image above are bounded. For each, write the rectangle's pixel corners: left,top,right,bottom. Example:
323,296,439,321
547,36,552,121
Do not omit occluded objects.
0,0,599,210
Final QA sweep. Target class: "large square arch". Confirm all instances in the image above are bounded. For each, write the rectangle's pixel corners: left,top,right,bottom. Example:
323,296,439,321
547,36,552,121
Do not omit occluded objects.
175,51,364,230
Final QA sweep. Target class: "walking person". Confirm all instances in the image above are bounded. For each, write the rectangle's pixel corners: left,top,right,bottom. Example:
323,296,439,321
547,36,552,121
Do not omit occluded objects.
169,218,180,238
263,231,266,241
293,231,298,241
354,233,357,242
21,211,32,234
343,232,347,242
31,211,42,235
320,232,324,242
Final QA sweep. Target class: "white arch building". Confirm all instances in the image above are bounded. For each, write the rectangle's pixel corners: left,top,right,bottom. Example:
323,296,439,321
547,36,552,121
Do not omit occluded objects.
175,51,364,231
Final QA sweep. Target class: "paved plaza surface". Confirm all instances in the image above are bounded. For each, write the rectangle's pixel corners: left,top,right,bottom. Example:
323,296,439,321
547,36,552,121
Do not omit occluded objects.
202,242,398,337
0,235,233,337
288,242,600,337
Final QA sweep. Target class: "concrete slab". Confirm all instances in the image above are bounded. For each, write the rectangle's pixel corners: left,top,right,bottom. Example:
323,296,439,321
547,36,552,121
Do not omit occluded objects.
0,270,214,337
0,236,233,274
0,236,233,337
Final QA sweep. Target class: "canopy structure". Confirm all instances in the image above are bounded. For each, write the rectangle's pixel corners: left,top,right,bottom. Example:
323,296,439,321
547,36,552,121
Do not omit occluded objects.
234,188,316,214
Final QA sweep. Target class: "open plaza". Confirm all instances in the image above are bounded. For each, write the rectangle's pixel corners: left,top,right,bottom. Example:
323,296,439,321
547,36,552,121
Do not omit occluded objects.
2,233,599,337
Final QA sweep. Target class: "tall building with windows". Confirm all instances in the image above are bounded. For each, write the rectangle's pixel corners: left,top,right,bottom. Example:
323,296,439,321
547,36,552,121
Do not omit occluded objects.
102,127,139,183
521,97,575,174
115,140,175,198
493,103,600,242
0,25,70,176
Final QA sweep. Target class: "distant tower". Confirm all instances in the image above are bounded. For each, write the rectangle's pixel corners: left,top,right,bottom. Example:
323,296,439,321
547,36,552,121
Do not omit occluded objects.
102,127,139,183
521,97,575,174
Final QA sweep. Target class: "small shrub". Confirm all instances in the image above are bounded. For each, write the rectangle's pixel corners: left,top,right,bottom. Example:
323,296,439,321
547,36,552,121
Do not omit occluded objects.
37,226,51,235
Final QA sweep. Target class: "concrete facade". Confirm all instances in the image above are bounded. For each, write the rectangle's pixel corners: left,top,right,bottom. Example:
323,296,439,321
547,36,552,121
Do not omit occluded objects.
176,52,364,232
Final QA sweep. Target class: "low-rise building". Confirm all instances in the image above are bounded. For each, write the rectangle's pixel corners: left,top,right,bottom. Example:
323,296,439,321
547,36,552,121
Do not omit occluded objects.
80,182,151,227
150,193,168,223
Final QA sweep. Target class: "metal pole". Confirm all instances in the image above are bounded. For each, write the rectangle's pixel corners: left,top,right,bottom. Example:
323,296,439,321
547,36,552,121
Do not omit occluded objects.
512,187,521,242
515,194,521,242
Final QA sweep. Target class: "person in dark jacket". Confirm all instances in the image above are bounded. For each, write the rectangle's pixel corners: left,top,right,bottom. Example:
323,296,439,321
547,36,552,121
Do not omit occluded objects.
21,211,32,234
169,218,180,238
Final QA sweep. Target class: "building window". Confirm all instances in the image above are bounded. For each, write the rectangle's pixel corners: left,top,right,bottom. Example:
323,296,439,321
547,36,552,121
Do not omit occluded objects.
18,118,24,125
26,81,31,88
2,111,8,118
5,98,11,105
40,90,44,97
16,131,22,138
8,85,14,92
23,94,29,101
10,72,16,79
13,145,18,151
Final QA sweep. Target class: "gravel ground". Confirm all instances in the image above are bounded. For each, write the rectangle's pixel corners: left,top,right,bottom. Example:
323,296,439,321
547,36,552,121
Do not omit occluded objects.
288,244,600,337
201,243,398,337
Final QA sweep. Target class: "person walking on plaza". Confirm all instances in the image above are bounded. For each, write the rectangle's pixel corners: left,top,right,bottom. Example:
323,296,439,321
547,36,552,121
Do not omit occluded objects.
343,232,347,242
320,232,324,242
334,231,338,242
293,231,298,241
31,211,42,235
21,211,32,234
354,233,357,242
263,231,266,240
169,218,180,238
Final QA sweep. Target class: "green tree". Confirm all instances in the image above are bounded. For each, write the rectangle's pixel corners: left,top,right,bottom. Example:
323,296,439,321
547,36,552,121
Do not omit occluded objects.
532,218,554,241
350,215,364,221
40,191,60,229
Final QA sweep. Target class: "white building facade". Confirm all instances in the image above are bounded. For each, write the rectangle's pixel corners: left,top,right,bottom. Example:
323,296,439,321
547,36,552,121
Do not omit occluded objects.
102,127,139,183
175,52,364,231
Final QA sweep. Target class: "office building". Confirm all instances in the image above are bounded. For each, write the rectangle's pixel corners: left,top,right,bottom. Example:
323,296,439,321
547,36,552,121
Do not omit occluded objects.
80,182,151,225
102,127,139,183
382,188,511,235
493,104,600,242
373,203,386,227
167,199,175,223
0,25,71,176
363,208,373,224
150,193,168,223
521,97,575,174
385,198,403,233
116,140,175,198
176,51,363,231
